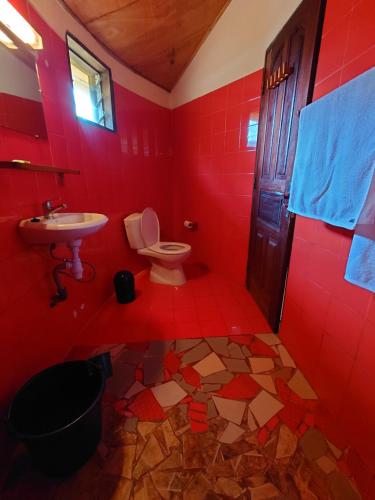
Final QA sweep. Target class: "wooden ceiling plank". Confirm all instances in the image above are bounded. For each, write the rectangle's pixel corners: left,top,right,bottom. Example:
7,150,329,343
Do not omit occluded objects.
61,0,232,91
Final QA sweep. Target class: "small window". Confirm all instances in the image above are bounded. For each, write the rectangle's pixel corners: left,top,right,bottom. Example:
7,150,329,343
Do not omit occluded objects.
66,33,115,131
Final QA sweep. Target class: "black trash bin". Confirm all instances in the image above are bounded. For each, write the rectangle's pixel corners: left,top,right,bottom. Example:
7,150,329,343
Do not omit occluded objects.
113,270,135,304
7,360,105,477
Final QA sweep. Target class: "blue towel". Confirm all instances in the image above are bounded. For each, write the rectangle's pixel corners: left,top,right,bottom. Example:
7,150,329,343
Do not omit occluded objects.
345,235,375,292
344,171,375,292
288,66,375,229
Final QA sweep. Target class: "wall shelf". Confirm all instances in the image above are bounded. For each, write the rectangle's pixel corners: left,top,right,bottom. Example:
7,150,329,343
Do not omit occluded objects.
0,160,80,176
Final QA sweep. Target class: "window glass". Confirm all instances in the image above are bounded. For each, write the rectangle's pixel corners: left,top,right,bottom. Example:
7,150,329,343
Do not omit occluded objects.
66,34,115,131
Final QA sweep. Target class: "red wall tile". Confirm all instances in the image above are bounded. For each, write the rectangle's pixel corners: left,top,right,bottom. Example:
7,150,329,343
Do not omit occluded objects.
280,0,375,493
172,69,263,284
1,0,374,494
0,3,173,414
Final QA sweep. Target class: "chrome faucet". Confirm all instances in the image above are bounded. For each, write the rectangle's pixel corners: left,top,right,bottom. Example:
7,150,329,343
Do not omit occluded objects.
42,200,67,219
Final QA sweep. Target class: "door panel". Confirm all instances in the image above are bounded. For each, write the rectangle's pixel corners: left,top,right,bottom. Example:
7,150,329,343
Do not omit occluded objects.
247,0,326,332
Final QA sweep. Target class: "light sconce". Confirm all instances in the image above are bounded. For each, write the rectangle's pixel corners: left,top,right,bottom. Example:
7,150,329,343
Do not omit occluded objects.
0,0,43,51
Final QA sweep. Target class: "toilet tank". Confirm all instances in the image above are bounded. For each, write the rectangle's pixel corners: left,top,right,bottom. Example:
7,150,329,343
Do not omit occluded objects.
123,213,145,249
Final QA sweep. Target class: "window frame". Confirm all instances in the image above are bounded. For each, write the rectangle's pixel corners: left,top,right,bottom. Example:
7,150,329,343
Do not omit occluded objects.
65,32,117,133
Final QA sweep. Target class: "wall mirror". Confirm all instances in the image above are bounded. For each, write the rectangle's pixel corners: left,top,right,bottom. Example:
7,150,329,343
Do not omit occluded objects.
0,1,47,139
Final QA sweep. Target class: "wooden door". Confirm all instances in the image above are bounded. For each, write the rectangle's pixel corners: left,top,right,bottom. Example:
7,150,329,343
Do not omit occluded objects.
246,0,326,332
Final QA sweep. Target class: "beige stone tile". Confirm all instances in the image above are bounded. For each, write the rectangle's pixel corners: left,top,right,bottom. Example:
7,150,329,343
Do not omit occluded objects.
182,342,211,364
207,399,218,420
182,432,217,469
250,374,277,394
201,370,234,384
135,434,146,461
249,357,275,373
151,380,187,407
212,396,246,425
215,477,244,498
206,458,234,479
172,375,196,394
328,471,361,500
167,404,189,433
300,428,328,460
316,455,337,474
175,423,191,437
133,434,165,480
288,370,318,399
249,482,280,499
153,419,180,455
123,417,138,434
184,472,212,500
247,407,258,431
228,343,245,359
104,445,136,479
193,391,209,402
206,336,229,356
202,383,221,392
168,471,186,493
137,422,159,440
133,473,161,500
218,422,245,444
236,454,268,478
125,381,146,399
221,440,253,460
193,352,226,377
327,440,343,459
222,357,250,373
277,345,296,368
156,449,182,471
242,345,251,357
275,424,298,459
175,338,202,353
255,334,281,346
249,390,284,427
244,475,268,488
150,470,173,497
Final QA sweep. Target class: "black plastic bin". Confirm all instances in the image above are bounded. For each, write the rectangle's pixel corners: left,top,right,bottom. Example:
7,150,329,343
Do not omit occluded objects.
7,360,106,477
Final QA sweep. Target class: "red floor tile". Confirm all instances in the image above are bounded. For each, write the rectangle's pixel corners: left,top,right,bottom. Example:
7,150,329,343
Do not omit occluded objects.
128,389,166,421
78,267,271,345
218,374,261,399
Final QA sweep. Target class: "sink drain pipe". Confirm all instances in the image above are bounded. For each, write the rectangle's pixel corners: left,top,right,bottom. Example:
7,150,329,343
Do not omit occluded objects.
51,262,68,307
49,243,96,307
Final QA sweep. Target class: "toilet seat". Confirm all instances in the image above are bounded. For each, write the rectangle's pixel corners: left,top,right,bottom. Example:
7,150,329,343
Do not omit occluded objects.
141,207,160,247
148,241,191,255
125,207,191,285
140,208,190,255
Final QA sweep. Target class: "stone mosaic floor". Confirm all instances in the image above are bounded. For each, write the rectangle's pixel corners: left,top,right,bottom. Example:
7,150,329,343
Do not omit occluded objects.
3,334,362,499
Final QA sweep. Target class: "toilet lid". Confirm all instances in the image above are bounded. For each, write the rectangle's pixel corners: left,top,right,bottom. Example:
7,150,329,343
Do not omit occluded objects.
141,207,160,247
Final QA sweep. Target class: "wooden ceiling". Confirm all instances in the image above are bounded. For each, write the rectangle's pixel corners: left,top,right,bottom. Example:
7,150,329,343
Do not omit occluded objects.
61,0,231,91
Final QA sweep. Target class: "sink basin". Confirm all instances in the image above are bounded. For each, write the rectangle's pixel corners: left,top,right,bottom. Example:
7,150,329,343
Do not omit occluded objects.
19,212,108,244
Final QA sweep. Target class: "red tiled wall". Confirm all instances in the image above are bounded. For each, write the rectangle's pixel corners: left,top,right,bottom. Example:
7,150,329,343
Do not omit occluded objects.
280,0,375,496
172,70,263,285
0,2,172,409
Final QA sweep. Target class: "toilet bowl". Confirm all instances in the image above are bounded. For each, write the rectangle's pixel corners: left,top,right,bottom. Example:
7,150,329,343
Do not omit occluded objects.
124,208,191,286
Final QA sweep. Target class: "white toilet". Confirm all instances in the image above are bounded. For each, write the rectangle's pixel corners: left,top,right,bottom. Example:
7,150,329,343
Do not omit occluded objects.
124,208,191,286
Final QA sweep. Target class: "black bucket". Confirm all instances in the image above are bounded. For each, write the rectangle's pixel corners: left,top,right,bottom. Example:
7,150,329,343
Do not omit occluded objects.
7,360,105,477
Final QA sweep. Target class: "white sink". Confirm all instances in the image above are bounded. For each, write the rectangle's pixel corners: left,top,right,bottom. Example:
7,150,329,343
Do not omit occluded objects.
19,212,108,244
